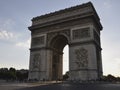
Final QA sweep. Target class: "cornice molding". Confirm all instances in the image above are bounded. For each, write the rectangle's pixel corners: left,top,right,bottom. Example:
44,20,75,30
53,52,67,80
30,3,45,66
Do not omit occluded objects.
28,2,102,30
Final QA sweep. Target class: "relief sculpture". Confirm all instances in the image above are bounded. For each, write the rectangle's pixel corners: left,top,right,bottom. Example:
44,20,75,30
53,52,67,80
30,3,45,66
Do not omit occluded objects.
73,27,90,40
32,36,44,46
32,53,40,70
75,48,88,68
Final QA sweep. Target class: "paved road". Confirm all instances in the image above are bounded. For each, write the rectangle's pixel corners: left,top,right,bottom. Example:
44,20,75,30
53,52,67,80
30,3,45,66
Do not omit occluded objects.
1,82,120,90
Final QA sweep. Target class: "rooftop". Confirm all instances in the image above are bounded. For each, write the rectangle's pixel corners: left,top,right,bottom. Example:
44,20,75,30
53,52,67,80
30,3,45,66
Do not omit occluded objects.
29,2,102,30
32,2,99,21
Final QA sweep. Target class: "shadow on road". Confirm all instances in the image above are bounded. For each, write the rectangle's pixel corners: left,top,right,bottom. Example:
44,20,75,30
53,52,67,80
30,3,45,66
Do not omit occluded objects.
1,81,120,90
16,83,120,90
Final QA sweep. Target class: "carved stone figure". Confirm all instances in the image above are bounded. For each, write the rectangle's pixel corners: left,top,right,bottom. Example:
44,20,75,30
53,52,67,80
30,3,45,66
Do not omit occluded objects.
75,48,88,68
32,53,40,70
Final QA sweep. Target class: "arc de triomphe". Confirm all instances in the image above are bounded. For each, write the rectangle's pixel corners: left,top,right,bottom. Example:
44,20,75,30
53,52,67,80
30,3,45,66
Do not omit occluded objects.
28,2,103,81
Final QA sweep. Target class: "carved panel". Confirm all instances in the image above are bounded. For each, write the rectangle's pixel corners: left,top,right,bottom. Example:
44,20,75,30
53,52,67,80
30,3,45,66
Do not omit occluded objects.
94,30,100,44
32,53,40,70
32,36,44,46
74,48,88,68
72,28,90,40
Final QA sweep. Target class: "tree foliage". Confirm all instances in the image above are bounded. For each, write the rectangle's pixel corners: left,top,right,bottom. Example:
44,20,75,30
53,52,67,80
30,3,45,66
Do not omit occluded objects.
63,71,69,80
102,74,120,82
0,67,28,81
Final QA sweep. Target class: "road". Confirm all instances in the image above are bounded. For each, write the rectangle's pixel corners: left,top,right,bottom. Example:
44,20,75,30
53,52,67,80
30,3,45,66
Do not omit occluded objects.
0,82,120,90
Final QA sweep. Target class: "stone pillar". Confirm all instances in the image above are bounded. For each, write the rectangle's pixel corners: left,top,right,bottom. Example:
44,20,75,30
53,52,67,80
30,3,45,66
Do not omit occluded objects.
69,44,98,81
69,25,102,81
28,49,47,81
46,49,53,80
45,49,63,80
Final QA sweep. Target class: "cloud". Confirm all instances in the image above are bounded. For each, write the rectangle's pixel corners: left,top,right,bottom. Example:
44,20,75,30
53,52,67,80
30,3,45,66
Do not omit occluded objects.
16,38,31,48
103,0,112,8
0,19,15,31
0,19,17,41
0,30,13,39
114,58,120,62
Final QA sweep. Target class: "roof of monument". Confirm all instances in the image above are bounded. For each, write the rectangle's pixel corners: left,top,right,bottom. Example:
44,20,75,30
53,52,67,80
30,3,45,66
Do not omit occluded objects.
32,2,99,21
29,2,102,30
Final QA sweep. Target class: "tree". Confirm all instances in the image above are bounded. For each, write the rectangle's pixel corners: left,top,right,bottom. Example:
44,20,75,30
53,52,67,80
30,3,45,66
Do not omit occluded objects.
0,68,9,80
0,67,28,81
9,67,16,80
102,74,117,82
16,69,28,81
107,74,116,81
63,71,69,80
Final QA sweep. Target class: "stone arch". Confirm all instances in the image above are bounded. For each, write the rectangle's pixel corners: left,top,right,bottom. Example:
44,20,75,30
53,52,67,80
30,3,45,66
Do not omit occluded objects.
49,35,69,80
49,34,69,50
28,2,103,81
47,30,70,47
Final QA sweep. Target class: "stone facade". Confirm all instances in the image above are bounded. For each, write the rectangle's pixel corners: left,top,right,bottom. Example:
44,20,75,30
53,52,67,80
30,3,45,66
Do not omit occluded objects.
28,2,103,81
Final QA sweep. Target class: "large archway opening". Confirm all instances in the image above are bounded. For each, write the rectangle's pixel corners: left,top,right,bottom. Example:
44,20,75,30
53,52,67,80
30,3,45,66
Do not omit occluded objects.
63,45,69,75
50,35,69,80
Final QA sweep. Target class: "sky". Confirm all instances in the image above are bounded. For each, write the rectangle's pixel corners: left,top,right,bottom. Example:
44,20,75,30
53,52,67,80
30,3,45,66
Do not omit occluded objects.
0,0,120,76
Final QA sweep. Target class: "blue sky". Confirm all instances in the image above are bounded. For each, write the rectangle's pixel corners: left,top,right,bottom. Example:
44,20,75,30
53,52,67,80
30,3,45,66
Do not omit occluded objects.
0,0,120,76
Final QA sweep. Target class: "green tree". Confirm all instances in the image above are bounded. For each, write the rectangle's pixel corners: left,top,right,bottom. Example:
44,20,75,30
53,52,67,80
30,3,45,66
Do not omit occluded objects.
0,68,9,80
9,67,16,80
16,69,28,81
63,71,69,80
